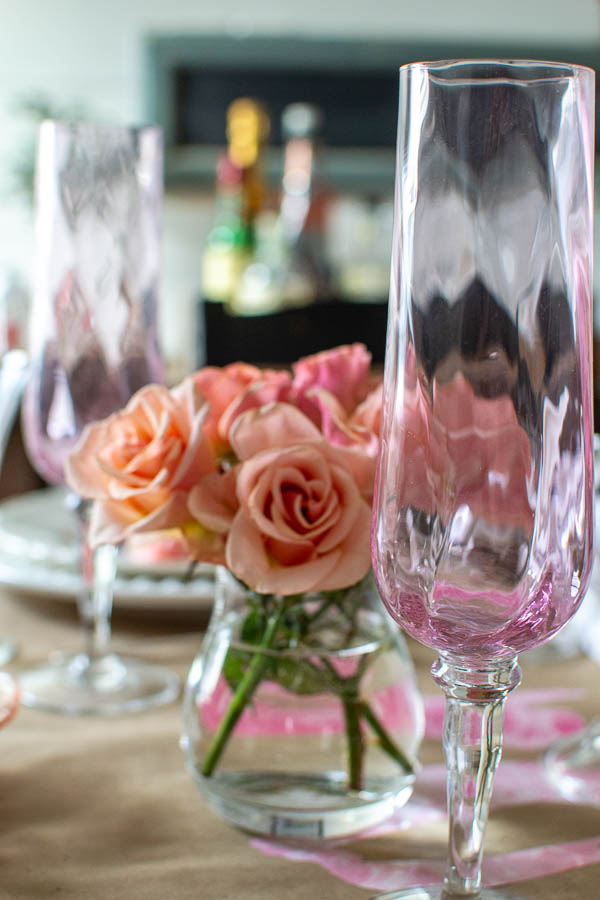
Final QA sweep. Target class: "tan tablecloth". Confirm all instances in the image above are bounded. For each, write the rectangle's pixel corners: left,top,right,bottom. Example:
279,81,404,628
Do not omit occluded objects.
1,583,600,900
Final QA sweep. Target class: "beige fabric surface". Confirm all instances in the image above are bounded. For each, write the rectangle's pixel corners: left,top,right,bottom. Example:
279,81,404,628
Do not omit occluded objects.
1,583,599,899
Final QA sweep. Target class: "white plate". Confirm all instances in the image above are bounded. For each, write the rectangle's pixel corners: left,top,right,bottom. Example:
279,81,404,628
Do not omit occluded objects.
0,488,215,613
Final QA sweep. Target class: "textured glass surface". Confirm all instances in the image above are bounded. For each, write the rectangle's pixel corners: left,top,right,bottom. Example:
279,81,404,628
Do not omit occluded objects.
372,60,595,661
23,122,165,484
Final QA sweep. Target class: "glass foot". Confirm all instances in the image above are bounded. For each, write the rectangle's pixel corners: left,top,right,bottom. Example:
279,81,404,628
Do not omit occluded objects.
374,888,521,899
0,637,17,666
19,651,180,715
544,719,600,803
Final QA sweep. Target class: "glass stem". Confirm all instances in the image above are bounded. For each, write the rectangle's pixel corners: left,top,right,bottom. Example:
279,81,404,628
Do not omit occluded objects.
77,541,117,661
83,544,117,660
71,496,117,662
432,654,521,897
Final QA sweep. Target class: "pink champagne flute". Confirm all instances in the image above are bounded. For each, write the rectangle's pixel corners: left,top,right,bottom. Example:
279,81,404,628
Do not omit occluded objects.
371,60,595,899
19,120,180,714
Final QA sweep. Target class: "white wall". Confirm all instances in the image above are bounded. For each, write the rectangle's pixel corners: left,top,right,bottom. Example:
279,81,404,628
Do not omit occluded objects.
1,0,599,375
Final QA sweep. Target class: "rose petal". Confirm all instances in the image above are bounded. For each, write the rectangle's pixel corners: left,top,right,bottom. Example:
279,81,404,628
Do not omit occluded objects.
239,447,338,544
311,463,362,553
218,372,293,443
316,501,372,590
230,403,321,461
65,420,116,498
188,469,238,534
307,387,379,456
291,343,372,414
226,509,342,595
88,492,193,548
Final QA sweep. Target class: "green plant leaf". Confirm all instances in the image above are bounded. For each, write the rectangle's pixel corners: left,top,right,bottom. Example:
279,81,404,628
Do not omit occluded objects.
240,608,268,645
271,658,333,695
222,647,252,692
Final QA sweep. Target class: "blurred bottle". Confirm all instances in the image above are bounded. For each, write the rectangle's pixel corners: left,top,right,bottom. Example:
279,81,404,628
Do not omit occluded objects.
233,102,332,314
278,102,331,300
201,98,270,308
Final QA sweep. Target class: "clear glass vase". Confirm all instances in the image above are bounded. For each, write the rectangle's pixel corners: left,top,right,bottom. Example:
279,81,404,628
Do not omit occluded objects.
182,566,424,839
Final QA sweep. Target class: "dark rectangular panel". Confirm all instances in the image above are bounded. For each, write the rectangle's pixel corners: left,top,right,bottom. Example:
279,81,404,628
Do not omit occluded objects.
175,66,398,149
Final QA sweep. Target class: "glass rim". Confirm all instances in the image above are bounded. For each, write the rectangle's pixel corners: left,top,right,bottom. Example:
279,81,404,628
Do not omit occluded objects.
399,58,595,84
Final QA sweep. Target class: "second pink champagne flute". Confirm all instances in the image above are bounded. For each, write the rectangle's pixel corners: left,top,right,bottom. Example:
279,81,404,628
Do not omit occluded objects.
372,59,595,899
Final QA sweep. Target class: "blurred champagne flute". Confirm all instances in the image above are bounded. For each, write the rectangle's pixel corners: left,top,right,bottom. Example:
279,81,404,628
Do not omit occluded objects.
19,120,180,714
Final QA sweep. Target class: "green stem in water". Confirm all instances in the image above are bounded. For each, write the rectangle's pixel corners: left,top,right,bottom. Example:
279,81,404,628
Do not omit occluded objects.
201,605,285,777
342,694,365,791
359,700,414,775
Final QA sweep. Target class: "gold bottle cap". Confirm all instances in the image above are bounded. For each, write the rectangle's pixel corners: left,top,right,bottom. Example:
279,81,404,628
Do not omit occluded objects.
226,98,270,168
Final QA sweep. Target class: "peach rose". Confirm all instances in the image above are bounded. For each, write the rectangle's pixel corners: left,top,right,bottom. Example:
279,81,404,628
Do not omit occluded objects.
216,370,293,444
190,403,376,595
191,363,264,453
192,363,294,455
65,377,218,548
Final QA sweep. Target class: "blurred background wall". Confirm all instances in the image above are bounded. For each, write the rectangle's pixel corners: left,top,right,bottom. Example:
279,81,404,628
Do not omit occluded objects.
1,0,599,378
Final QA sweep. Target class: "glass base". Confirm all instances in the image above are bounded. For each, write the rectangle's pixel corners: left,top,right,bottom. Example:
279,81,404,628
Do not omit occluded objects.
544,719,600,803
374,888,521,899
191,767,415,839
19,651,180,715
0,638,17,666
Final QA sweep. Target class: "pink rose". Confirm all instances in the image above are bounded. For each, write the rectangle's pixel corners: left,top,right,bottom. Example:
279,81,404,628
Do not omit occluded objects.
290,343,372,424
304,386,381,457
216,370,293,443
191,403,376,595
65,378,218,548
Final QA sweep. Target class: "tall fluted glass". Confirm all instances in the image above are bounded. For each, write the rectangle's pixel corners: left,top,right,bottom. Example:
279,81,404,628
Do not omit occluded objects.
19,121,179,714
371,60,595,899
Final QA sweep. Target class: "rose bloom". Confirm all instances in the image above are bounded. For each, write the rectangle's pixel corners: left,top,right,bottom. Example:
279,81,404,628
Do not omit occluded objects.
216,369,293,445
188,403,376,595
191,362,266,454
192,345,377,461
303,382,383,457
289,343,372,426
291,343,372,413
65,378,222,552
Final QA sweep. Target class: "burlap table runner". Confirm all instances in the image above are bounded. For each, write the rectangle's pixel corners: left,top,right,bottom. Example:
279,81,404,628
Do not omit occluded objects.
1,585,599,900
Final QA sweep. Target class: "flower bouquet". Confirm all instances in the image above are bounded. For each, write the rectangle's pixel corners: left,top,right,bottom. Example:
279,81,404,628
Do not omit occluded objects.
66,344,423,837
